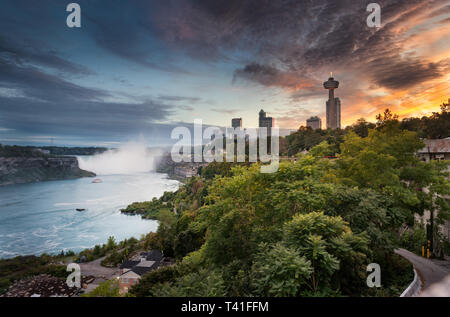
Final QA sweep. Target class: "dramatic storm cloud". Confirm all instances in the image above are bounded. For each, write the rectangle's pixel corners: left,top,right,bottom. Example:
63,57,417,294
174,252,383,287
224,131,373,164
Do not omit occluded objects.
0,0,448,145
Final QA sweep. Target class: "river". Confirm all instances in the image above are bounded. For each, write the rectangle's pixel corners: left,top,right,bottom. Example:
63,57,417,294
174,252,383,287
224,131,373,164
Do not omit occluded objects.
0,172,179,259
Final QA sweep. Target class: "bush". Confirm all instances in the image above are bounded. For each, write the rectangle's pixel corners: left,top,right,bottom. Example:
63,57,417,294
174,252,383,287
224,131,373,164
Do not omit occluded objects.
400,222,427,255
83,279,120,297
250,243,312,296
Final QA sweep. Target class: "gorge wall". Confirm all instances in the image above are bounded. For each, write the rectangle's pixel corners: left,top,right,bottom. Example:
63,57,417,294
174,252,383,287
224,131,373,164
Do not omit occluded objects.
0,156,95,186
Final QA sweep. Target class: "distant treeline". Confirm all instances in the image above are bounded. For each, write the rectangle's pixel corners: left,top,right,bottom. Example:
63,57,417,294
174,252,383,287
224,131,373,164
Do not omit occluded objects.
282,100,449,156
38,146,108,156
0,145,108,157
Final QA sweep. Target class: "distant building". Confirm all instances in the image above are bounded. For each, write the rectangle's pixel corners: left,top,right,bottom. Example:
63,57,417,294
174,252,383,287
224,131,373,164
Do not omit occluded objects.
417,138,450,162
415,138,450,245
306,116,322,130
259,109,274,136
35,148,50,155
118,250,164,294
231,118,242,129
323,73,341,129
174,165,198,178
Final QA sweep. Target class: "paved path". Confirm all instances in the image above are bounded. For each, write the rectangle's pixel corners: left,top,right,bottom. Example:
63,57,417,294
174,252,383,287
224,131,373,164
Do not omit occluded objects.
395,248,450,297
79,256,119,284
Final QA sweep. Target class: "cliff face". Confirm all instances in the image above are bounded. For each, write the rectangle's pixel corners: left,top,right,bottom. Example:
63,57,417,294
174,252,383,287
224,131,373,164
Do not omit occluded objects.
0,156,96,186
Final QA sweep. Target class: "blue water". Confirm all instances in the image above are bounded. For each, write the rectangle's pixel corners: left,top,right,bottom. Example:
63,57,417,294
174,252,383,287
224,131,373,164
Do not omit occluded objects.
0,173,179,258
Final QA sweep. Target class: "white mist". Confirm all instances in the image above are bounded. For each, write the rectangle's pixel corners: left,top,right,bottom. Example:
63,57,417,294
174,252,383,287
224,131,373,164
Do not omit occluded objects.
77,142,159,175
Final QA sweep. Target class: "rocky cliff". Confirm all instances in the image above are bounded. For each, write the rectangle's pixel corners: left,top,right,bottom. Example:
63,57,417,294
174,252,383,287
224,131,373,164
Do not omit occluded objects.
0,156,95,186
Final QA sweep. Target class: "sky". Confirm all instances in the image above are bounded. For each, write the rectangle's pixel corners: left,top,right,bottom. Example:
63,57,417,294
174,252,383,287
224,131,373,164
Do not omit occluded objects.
0,0,449,146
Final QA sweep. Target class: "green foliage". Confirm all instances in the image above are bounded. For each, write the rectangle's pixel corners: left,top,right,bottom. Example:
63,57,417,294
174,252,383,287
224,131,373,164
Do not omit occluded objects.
250,243,312,296
200,161,234,179
106,236,117,250
400,222,427,255
0,144,47,157
83,279,120,297
283,212,368,293
283,102,449,158
399,100,450,139
0,144,107,157
151,269,227,297
309,141,336,157
363,252,414,297
76,236,139,264
337,126,424,188
130,265,181,297
324,186,407,253
283,126,345,156
95,107,450,296
121,197,174,219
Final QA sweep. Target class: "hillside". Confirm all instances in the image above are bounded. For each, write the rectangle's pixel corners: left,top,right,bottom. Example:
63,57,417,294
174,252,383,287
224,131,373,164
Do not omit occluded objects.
0,150,95,185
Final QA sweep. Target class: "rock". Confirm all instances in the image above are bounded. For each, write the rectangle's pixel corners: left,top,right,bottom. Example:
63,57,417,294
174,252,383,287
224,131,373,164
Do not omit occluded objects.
0,156,95,185
1,274,81,297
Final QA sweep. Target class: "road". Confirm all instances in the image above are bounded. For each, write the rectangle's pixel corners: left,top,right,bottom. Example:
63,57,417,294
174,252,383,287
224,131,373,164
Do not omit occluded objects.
78,256,120,292
395,248,450,297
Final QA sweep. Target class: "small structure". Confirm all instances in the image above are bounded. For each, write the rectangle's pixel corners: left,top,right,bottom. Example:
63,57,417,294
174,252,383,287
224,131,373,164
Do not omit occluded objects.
174,165,198,178
417,139,450,162
118,250,164,294
415,138,450,245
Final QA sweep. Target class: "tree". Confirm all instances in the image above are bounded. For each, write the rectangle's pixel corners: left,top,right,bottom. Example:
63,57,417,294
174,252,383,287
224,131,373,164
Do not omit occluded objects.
83,279,120,297
351,118,375,137
376,108,399,127
150,269,227,297
250,243,312,296
283,212,368,293
106,236,117,250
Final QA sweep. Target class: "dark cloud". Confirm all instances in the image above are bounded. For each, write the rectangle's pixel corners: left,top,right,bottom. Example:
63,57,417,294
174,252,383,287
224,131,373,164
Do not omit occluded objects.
0,36,94,76
233,63,318,90
151,0,448,92
0,39,175,143
0,0,448,144
369,56,449,90
76,1,189,74
0,96,173,135
0,58,108,102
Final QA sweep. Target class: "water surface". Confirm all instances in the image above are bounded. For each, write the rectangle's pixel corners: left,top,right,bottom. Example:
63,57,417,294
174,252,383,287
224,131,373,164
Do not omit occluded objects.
0,173,179,258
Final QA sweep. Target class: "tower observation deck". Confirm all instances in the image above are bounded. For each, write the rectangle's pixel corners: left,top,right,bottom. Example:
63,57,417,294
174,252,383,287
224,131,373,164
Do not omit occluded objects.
323,73,341,129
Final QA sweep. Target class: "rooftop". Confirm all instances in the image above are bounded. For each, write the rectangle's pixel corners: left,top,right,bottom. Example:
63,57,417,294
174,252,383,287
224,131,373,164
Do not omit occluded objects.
417,139,450,154
119,260,140,269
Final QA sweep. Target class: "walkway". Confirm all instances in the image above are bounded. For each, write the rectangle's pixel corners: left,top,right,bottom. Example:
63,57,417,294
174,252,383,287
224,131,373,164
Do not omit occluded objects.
395,248,450,297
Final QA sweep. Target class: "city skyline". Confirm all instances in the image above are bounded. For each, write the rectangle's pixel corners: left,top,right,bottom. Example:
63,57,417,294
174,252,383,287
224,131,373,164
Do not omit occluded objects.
0,0,449,146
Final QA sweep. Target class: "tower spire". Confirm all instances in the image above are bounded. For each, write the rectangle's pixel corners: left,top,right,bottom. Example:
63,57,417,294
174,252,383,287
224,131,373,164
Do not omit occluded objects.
323,74,340,129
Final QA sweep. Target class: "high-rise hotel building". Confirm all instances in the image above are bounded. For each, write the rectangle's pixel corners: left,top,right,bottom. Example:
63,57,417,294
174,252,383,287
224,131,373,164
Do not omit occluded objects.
258,109,274,136
306,116,322,130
